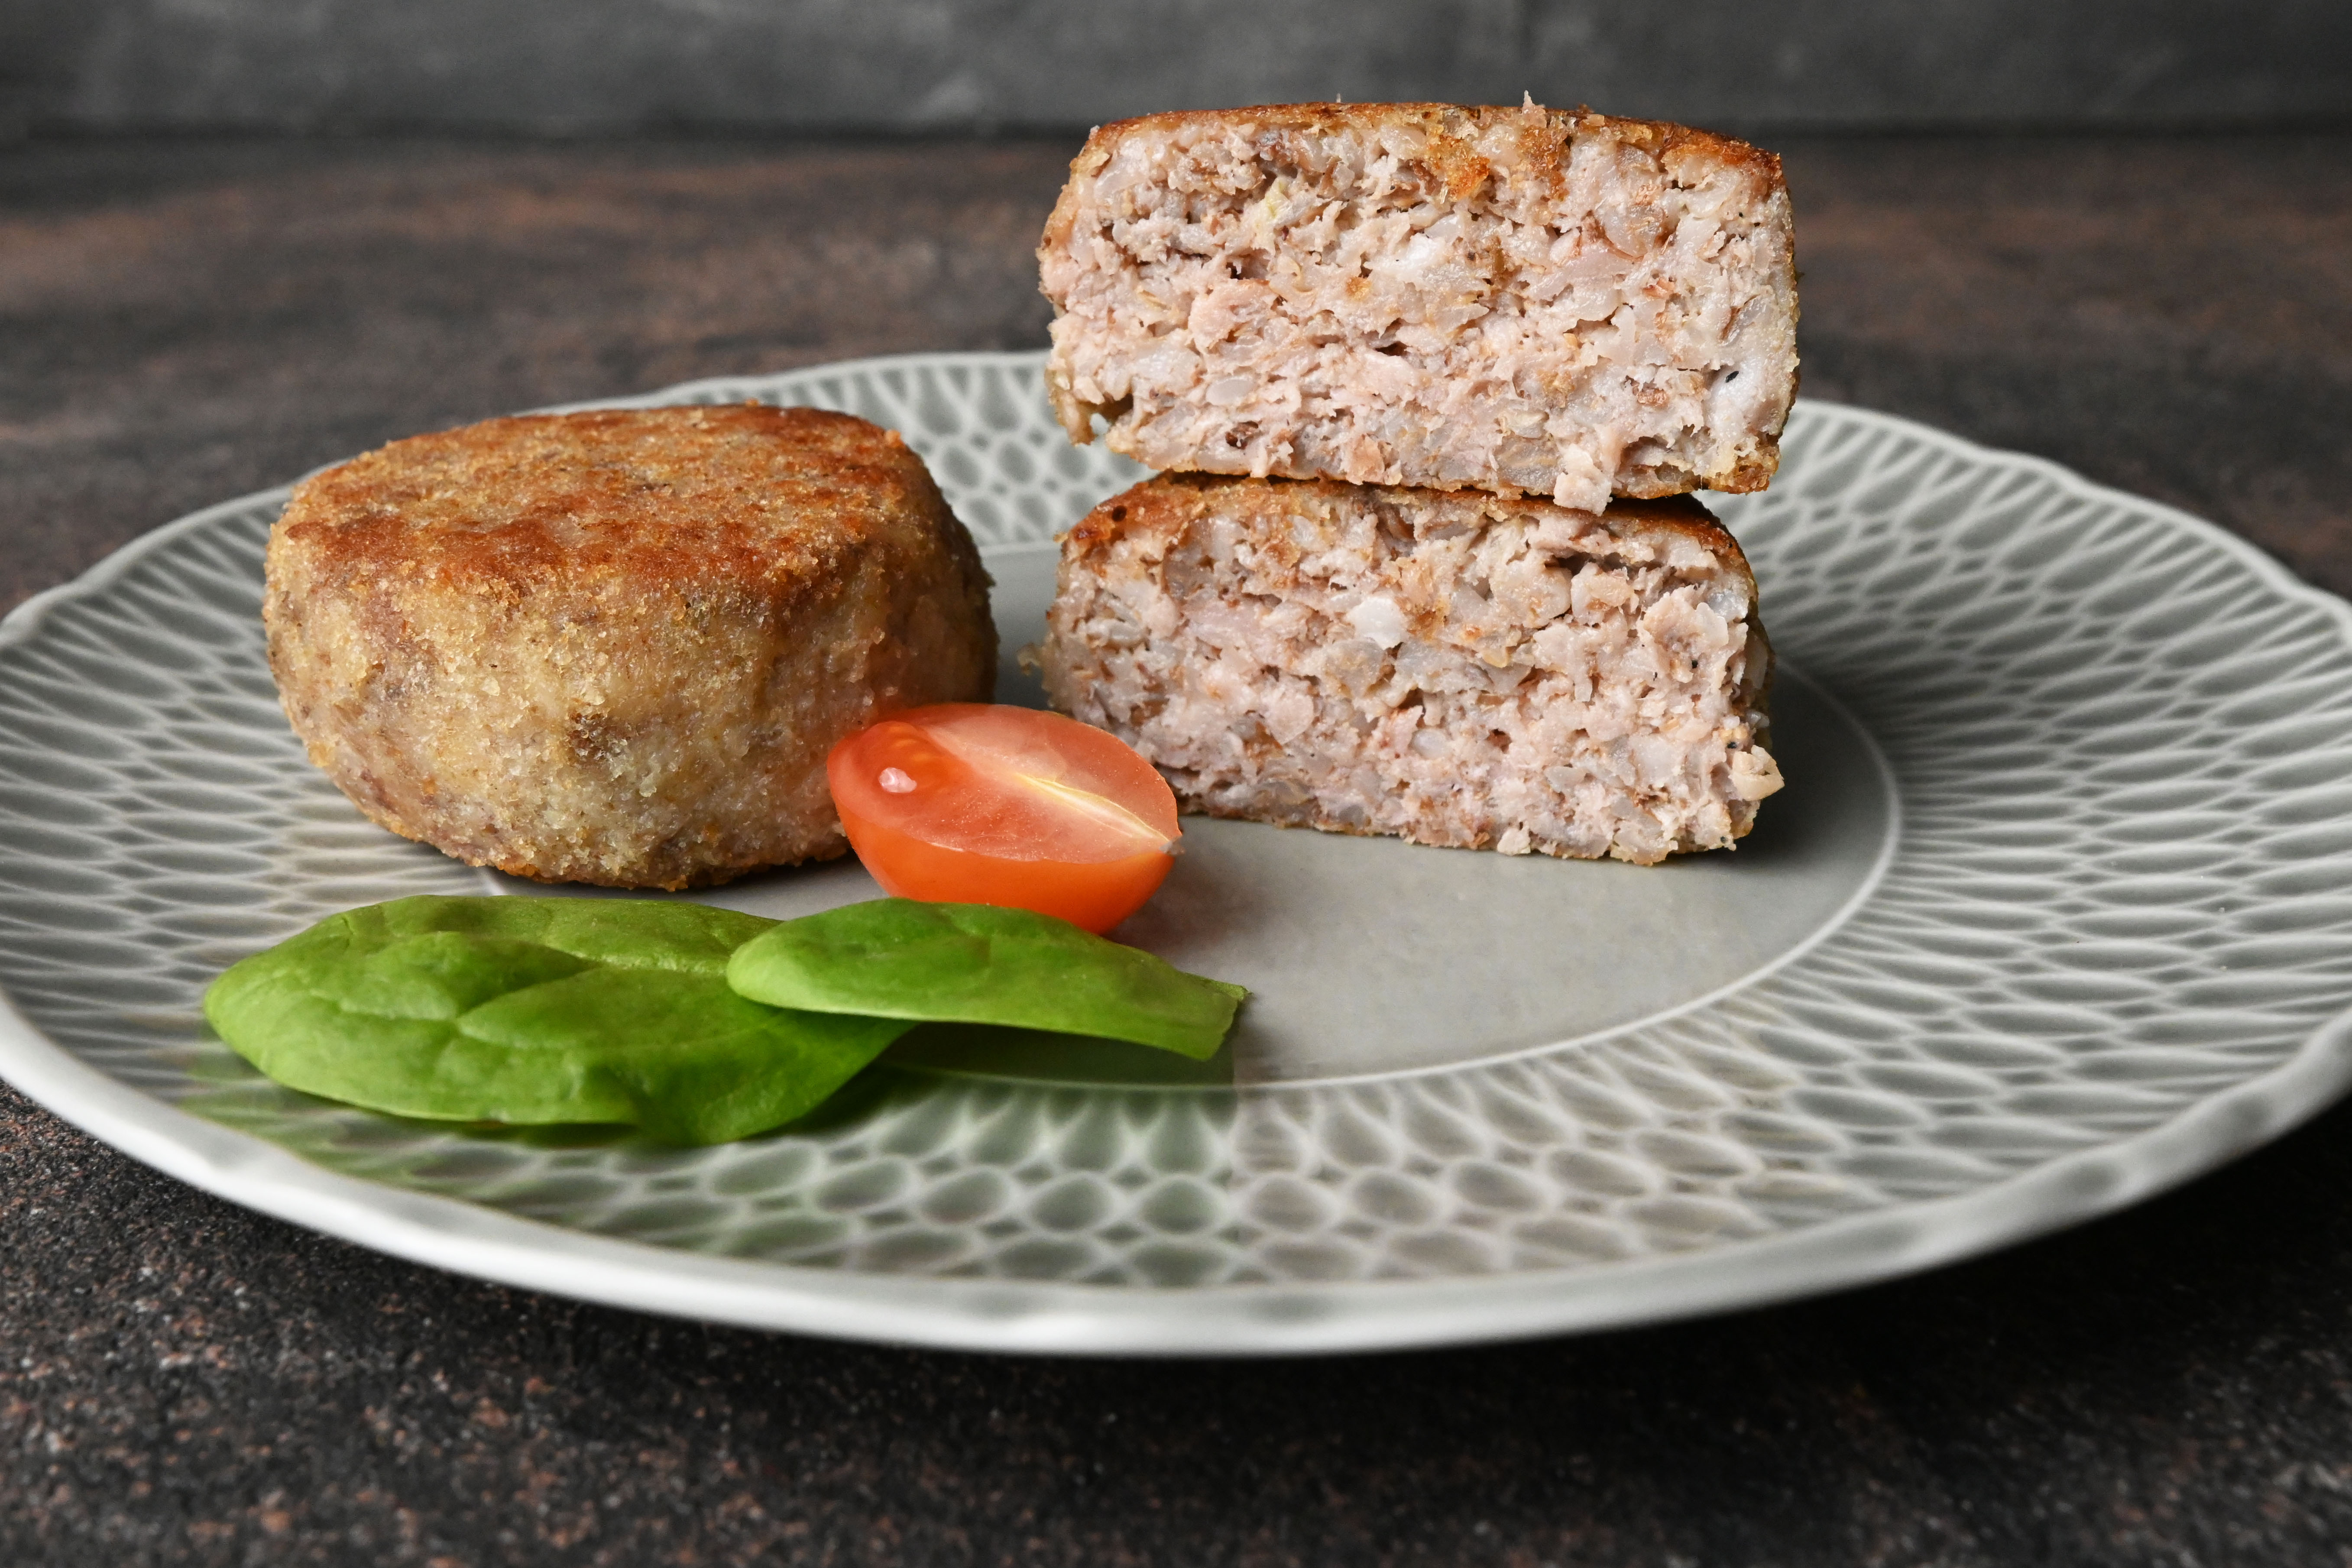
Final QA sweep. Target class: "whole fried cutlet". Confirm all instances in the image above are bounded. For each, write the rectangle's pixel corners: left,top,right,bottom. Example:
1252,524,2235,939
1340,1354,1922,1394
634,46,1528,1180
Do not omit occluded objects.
1040,101,1798,512
265,404,996,889
1041,473,1779,865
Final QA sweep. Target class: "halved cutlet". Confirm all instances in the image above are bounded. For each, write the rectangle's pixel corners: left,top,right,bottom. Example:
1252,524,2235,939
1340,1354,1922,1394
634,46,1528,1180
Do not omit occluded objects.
1041,473,1781,865
1040,101,1798,513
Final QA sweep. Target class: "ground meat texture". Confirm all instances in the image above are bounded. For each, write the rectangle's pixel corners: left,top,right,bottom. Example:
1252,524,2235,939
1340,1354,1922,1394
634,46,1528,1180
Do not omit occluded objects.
264,404,996,889
1041,474,1780,865
1039,100,1798,514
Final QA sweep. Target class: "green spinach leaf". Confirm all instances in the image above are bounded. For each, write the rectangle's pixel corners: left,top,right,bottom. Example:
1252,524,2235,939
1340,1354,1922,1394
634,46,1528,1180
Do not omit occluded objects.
204,896,910,1145
726,899,1246,1060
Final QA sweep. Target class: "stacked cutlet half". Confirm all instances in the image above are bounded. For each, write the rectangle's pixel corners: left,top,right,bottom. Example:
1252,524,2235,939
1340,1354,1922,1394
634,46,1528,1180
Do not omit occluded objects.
1036,101,1795,864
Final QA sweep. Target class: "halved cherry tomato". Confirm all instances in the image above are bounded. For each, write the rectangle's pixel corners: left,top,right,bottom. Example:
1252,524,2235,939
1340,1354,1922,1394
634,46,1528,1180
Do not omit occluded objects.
826,703,1179,934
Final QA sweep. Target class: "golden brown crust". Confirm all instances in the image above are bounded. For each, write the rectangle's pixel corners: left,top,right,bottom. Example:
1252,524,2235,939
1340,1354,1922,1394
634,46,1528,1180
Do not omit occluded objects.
1068,471,1753,586
266,405,997,889
1089,100,1779,177
279,404,946,612
1045,100,1785,255
1614,450,1781,499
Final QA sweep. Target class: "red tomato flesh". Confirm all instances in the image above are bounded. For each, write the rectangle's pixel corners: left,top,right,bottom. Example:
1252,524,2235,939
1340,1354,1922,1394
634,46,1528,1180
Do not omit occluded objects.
826,703,1179,934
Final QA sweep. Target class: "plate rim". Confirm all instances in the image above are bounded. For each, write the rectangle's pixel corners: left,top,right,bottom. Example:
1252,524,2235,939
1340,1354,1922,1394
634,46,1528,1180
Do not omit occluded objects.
4,350,2351,1356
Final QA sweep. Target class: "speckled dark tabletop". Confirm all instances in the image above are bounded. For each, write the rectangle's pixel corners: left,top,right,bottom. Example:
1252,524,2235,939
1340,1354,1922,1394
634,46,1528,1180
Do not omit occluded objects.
4,133,2352,1567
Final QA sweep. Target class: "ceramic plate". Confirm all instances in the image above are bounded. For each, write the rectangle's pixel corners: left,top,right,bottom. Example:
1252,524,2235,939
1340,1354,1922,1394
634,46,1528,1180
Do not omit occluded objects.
5,351,2352,1356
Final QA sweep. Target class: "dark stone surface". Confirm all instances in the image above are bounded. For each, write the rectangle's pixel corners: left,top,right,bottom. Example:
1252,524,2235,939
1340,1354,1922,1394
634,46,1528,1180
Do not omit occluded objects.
0,138,1068,616
4,131,2352,1564
6,2,2352,138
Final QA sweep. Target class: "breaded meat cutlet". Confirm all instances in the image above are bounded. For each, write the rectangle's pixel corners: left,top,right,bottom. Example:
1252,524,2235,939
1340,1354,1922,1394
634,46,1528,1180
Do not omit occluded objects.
265,404,996,889
1040,100,1798,513
1041,473,1780,865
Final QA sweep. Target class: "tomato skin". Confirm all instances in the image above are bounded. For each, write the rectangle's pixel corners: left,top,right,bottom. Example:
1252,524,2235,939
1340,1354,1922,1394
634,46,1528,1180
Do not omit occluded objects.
827,704,1179,935
830,810,1175,934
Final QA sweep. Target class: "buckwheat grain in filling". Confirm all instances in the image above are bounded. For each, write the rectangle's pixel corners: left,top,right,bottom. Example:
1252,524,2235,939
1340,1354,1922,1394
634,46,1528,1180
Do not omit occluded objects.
1041,474,1780,864
1039,101,1798,512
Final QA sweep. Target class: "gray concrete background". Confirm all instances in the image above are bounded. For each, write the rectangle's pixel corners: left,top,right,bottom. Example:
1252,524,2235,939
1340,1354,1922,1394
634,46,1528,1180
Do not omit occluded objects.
3,0,2346,137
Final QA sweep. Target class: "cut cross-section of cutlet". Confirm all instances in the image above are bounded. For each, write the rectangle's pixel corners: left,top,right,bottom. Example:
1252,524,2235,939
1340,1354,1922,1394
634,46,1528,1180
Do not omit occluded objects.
1039,100,1798,513
1041,473,1782,865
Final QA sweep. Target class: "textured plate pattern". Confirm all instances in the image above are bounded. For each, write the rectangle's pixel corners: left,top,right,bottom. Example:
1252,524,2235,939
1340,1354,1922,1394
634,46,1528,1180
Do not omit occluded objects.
4,351,2352,1354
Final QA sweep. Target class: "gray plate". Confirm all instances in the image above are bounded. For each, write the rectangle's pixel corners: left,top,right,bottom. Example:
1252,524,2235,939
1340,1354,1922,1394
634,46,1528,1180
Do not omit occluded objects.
4,350,2350,1355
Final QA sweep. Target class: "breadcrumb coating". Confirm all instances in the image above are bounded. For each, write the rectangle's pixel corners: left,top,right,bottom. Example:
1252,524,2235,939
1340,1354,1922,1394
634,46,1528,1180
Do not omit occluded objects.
265,404,996,888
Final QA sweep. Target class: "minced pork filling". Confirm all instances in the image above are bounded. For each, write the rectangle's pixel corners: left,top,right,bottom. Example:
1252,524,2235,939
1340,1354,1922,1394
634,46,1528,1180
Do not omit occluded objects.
1044,490,1782,865
1043,110,1797,512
